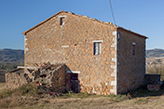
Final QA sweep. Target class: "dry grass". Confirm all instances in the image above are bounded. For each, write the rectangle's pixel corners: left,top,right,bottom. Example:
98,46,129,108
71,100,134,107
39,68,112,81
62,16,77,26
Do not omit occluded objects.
1,83,164,109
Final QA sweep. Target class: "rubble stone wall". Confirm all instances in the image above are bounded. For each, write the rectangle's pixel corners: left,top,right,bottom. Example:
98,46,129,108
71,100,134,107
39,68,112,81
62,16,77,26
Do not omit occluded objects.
23,11,147,95
51,64,66,93
24,11,117,95
5,69,28,89
5,63,66,93
117,28,146,94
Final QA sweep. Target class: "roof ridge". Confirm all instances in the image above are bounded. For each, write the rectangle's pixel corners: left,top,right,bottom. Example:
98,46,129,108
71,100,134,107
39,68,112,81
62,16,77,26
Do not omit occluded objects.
22,10,147,38
23,10,118,35
22,10,68,35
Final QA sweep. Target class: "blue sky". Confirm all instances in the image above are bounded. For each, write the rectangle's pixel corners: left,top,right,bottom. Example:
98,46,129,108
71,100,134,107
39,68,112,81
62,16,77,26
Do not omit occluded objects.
0,0,163,50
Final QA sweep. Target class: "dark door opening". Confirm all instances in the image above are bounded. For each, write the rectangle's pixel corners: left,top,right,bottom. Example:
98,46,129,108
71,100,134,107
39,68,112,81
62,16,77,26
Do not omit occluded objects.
66,73,79,93
70,73,78,93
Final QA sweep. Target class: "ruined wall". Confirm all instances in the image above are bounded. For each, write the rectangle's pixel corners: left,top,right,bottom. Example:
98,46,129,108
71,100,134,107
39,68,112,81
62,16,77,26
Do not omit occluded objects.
51,64,66,93
24,11,117,95
5,69,29,89
117,29,146,94
5,64,66,93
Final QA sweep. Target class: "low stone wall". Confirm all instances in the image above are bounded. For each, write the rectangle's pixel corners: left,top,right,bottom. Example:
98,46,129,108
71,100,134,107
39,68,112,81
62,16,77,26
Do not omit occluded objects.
0,70,6,83
5,69,29,89
144,74,161,85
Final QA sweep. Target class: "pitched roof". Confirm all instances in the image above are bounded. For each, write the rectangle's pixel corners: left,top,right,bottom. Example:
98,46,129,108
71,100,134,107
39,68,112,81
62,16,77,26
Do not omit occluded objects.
22,10,148,39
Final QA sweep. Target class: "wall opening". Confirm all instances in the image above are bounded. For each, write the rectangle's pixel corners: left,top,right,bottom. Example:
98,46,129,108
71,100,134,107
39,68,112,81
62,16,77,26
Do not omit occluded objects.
60,17,65,25
94,42,101,55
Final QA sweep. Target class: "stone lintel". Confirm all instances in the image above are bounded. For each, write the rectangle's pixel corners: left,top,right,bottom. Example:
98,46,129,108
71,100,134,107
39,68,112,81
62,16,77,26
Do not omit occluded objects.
17,66,39,69
67,71,80,73
92,40,103,43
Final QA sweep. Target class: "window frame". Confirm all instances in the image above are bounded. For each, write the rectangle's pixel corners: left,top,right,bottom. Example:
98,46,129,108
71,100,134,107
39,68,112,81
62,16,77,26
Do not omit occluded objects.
60,17,65,25
94,42,101,55
92,40,103,55
58,15,67,26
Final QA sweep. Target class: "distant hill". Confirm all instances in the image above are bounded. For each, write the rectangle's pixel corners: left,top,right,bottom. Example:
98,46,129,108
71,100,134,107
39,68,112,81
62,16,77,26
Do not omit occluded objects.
0,48,164,61
0,49,24,82
1,48,164,62
0,49,24,63
146,49,164,58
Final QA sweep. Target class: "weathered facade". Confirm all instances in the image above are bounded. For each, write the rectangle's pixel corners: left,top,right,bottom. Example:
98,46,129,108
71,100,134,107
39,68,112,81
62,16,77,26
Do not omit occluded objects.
22,11,147,95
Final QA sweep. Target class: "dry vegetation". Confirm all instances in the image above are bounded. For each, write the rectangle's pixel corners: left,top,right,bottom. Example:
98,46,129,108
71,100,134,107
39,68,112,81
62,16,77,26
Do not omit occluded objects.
0,83,164,109
0,56,164,108
146,57,164,80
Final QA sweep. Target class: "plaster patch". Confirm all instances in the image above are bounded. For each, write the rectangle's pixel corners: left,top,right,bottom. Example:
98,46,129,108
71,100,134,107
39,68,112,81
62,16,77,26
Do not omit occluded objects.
62,45,69,48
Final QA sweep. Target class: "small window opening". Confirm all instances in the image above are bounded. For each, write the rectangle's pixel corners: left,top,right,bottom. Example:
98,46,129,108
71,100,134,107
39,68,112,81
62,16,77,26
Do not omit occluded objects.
94,42,101,55
60,17,65,25
133,45,135,55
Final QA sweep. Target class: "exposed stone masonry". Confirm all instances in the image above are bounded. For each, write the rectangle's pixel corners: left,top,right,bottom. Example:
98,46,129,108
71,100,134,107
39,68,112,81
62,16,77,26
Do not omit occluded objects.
23,11,117,95
6,69,27,89
5,62,66,93
22,11,148,95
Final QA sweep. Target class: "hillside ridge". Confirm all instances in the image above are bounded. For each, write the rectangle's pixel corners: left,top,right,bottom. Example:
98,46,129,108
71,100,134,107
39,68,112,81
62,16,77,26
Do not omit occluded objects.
146,49,164,58
0,48,24,63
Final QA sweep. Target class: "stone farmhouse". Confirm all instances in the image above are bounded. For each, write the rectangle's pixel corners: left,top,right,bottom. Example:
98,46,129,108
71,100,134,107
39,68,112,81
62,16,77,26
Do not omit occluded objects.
10,11,149,95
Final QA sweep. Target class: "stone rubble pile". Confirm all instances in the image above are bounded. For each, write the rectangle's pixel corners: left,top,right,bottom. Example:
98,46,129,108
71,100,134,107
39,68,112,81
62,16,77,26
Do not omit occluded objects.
147,84,160,91
5,62,66,95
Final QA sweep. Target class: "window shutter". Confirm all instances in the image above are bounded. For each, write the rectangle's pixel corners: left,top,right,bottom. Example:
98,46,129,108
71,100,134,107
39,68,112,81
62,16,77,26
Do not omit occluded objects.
98,43,101,54
94,43,98,55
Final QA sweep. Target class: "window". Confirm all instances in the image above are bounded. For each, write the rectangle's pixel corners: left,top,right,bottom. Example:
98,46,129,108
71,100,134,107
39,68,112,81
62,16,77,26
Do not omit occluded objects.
133,45,135,55
132,42,136,55
94,42,101,55
60,17,65,25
